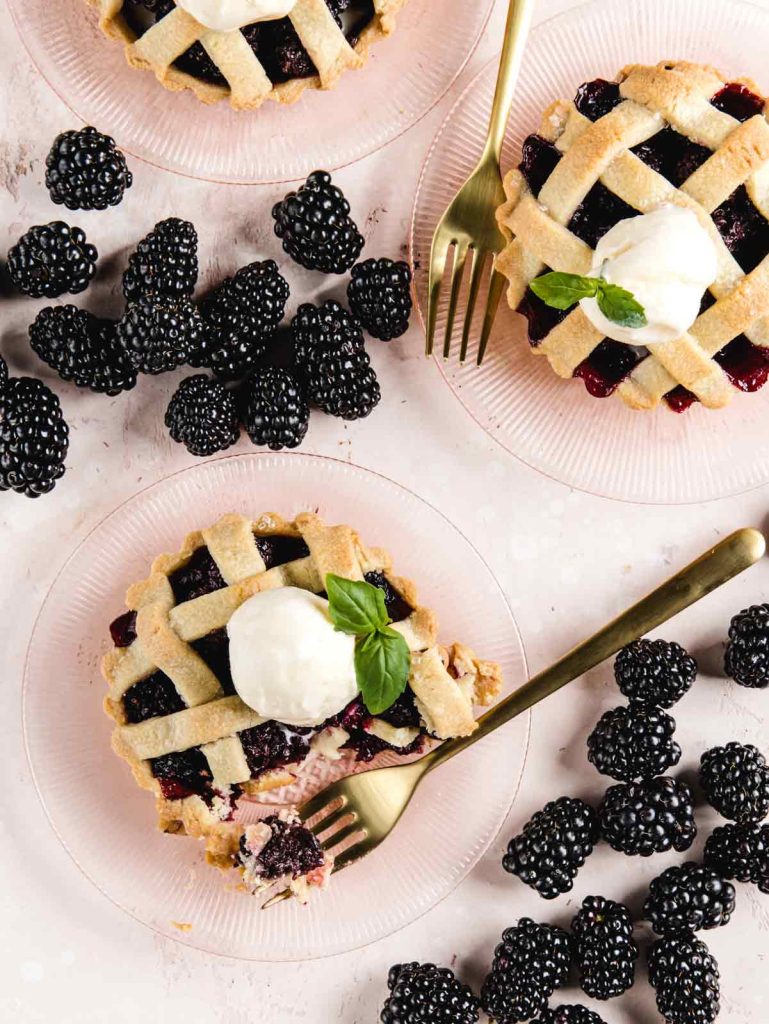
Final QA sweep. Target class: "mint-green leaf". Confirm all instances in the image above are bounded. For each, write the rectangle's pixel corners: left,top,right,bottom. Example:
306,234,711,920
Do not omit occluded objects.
529,271,601,310
326,574,389,636
355,629,410,715
596,282,648,328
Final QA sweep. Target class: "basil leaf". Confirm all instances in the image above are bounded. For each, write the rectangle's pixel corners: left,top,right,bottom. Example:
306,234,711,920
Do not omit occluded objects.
529,271,601,310
355,629,410,715
596,283,648,328
326,574,389,635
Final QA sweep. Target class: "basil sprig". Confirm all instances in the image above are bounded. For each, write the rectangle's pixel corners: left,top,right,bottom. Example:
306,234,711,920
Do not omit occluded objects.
326,574,410,715
529,271,647,329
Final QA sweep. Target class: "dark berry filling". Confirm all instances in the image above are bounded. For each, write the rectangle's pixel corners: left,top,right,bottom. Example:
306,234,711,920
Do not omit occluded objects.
632,127,712,188
150,747,213,801
573,340,645,398
714,335,769,392
574,78,622,121
664,386,698,414
333,694,424,763
239,720,313,778
255,534,311,569
711,83,765,121
519,135,562,196
363,570,412,623
110,609,137,647
712,185,769,273
378,687,422,729
239,815,324,881
517,267,570,346
122,671,186,724
169,546,226,604
190,628,235,694
568,182,639,249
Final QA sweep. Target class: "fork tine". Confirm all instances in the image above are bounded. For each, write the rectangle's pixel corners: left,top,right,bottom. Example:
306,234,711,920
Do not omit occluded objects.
459,249,488,363
331,842,367,874
443,243,469,360
426,236,451,357
477,267,507,366
261,888,292,909
321,821,365,852
311,807,356,840
299,791,346,827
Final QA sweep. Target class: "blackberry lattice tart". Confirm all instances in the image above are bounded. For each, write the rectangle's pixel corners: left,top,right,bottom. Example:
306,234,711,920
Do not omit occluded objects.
103,512,502,901
497,61,769,412
87,0,406,110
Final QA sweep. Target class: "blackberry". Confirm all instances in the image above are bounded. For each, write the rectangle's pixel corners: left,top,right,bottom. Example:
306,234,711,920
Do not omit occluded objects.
241,367,309,451
644,863,736,936
272,170,364,274
614,639,697,707
704,823,769,889
122,218,198,303
533,1008,606,1024
347,258,413,340
0,377,69,497
587,704,681,782
117,294,204,375
197,261,289,380
0,354,8,392
599,776,697,856
502,796,599,899
45,126,132,211
700,743,769,824
480,919,571,1023
29,305,137,396
571,895,638,1000
291,301,380,420
724,604,769,688
381,962,479,1024
648,935,720,1024
165,375,239,457
8,222,97,298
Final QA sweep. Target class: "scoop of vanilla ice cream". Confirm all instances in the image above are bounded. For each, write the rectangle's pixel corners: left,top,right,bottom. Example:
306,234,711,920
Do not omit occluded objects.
176,0,296,32
579,204,718,346
227,588,357,727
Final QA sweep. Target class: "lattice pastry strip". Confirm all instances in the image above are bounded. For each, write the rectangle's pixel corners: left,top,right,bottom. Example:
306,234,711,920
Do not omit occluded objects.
89,0,408,110
495,61,769,411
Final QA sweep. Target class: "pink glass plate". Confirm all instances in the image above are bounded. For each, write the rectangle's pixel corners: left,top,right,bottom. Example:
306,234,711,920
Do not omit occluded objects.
23,454,528,960
9,0,493,184
411,0,769,504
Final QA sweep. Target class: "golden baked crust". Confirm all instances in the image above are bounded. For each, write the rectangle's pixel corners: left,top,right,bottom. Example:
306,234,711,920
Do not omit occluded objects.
86,0,408,110
102,512,503,861
495,61,769,411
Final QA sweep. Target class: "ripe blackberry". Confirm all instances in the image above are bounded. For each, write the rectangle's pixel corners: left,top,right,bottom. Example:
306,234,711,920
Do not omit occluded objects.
241,367,309,451
292,301,380,420
644,863,736,936
117,295,204,375
571,895,638,1000
45,126,132,211
614,639,697,708
0,354,8,392
165,375,239,457
648,935,720,1024
587,704,681,782
700,742,769,824
29,305,137,396
381,962,479,1024
533,1008,606,1024
8,222,97,299
272,170,364,274
502,796,599,899
0,377,69,497
197,261,289,380
725,604,769,688
599,776,697,856
122,218,199,303
704,823,769,889
347,258,413,341
480,918,571,1023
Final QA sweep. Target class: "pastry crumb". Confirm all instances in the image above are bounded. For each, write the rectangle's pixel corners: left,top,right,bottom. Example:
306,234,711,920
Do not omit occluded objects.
171,920,193,932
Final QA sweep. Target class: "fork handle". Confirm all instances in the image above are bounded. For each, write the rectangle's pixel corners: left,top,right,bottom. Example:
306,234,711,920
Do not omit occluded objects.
483,0,536,163
423,528,765,773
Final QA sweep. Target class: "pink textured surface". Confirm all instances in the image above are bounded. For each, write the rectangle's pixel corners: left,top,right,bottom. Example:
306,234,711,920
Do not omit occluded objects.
2,0,769,1020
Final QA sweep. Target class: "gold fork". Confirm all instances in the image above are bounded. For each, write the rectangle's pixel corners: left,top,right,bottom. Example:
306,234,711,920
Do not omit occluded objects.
426,0,535,365
265,528,765,906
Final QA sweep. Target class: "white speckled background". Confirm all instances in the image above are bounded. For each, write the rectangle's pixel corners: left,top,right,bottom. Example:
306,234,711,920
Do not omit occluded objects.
3,0,769,1020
